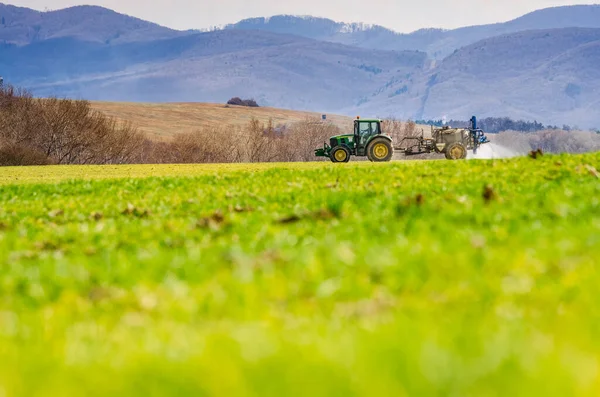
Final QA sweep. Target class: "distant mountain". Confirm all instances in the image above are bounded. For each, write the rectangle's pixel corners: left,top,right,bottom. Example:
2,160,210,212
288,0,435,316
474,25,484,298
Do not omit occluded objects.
0,29,428,111
0,3,186,45
225,5,600,58
425,4,600,58
225,15,442,54
0,29,308,79
354,28,600,128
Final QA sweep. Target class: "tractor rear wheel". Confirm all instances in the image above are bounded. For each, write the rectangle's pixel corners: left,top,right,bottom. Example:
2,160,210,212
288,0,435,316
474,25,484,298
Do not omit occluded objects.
331,146,350,163
367,138,393,162
445,142,467,160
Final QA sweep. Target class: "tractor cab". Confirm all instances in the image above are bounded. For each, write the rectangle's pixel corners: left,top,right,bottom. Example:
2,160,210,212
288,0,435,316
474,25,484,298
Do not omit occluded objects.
354,118,383,155
315,117,394,163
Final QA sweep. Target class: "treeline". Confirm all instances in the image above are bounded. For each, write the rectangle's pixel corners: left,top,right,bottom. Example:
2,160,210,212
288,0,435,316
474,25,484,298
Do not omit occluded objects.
137,119,339,164
0,86,340,166
415,117,581,133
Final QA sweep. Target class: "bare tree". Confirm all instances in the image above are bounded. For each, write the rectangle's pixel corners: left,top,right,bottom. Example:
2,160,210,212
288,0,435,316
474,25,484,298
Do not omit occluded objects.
284,118,341,162
0,85,144,166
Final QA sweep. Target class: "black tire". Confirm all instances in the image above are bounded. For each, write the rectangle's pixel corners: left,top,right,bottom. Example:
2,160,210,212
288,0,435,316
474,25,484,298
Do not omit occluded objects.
367,138,393,162
331,146,351,163
445,142,467,160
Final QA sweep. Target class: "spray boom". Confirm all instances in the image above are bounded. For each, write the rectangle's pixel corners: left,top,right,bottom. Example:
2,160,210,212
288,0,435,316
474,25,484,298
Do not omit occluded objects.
469,116,490,155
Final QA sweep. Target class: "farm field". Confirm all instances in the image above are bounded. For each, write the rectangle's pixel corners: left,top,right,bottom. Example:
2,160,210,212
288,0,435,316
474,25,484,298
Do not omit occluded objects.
91,102,355,139
1,153,600,396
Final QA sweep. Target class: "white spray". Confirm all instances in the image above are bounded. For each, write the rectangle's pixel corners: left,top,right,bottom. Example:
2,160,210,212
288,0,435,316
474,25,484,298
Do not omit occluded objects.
467,142,522,160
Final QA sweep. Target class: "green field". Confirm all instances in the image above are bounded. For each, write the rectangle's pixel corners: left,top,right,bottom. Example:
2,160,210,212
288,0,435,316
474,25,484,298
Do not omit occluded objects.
1,153,599,396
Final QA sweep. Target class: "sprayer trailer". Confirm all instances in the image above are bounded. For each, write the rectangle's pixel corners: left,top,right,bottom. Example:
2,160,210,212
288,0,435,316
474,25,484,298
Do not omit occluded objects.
315,116,489,162
398,117,490,160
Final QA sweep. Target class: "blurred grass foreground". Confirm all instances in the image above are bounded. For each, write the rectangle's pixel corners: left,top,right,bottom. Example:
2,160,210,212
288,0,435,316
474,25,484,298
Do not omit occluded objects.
0,153,599,396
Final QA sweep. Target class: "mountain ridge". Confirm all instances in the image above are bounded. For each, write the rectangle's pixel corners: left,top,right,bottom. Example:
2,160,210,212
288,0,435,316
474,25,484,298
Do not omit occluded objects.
0,3,186,45
225,5,600,58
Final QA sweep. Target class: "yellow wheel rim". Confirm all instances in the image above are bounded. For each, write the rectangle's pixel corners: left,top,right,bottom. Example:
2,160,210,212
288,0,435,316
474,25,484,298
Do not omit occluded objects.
373,143,389,159
449,145,465,159
334,149,347,162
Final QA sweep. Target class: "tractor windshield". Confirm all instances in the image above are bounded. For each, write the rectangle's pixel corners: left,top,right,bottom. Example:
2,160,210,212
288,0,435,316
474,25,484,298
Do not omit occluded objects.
359,122,370,135
356,121,379,145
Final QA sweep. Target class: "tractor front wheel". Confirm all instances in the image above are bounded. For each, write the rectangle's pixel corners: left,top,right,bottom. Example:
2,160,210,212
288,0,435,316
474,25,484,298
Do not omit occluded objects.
445,142,467,160
331,146,351,163
367,138,393,162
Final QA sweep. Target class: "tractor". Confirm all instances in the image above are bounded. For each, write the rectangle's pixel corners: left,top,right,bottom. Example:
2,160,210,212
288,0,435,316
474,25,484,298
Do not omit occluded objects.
315,117,394,163
315,116,489,162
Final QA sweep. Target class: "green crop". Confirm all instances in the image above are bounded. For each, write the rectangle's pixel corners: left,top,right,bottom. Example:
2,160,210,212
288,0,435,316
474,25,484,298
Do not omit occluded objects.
0,153,599,396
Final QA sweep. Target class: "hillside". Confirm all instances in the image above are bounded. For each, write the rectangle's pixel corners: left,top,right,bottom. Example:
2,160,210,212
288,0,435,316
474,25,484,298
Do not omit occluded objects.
0,30,312,81
426,4,600,58
2,30,428,112
354,28,600,128
91,101,354,139
0,3,185,45
226,5,600,58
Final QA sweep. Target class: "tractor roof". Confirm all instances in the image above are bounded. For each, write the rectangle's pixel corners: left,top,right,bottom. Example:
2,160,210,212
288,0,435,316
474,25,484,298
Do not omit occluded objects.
354,118,382,122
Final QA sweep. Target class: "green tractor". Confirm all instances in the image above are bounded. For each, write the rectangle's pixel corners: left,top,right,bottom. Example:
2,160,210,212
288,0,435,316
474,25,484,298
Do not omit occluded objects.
315,117,394,163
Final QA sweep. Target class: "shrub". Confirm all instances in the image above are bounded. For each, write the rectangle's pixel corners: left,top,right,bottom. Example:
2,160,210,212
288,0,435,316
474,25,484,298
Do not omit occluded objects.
0,139,54,166
227,97,260,107
227,97,244,106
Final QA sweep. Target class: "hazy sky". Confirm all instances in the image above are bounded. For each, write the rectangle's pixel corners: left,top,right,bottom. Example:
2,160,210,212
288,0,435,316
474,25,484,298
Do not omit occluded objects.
11,0,600,32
